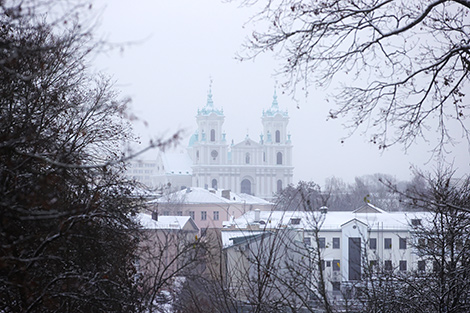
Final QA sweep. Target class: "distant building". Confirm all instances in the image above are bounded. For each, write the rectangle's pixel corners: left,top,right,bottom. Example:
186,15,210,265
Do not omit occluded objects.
149,187,273,230
135,213,199,290
222,203,429,302
126,88,294,200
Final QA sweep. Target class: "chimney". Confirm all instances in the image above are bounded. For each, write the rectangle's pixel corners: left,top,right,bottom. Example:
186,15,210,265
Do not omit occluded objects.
254,209,261,222
221,190,231,200
151,211,158,221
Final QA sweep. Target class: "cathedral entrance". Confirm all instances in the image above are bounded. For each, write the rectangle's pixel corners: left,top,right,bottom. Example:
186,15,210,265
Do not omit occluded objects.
241,179,252,195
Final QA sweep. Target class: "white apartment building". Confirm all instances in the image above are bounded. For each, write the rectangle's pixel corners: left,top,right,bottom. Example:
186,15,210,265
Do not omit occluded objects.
222,203,428,299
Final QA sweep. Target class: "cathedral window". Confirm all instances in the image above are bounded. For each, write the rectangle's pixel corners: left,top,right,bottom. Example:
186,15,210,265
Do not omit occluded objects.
211,150,218,160
276,152,283,165
196,150,199,161
212,179,218,189
245,153,250,164
277,180,283,192
210,129,216,142
275,130,280,143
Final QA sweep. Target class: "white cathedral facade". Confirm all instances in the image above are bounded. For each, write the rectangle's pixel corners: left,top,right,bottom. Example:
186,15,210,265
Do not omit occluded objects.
186,90,293,199
127,89,294,200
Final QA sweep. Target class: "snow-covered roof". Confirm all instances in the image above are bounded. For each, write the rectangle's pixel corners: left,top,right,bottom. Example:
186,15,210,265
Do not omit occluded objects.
221,209,430,248
150,187,271,205
161,152,193,175
221,230,265,248
224,209,428,231
136,213,198,231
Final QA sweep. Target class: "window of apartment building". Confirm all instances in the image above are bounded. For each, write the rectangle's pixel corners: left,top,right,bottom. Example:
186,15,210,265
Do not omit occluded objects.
319,237,326,249
320,260,325,271
333,237,340,249
332,282,341,292
369,238,377,250
201,211,207,221
326,261,331,267
370,260,377,270
384,260,393,271
213,211,219,221
384,238,392,249
418,260,426,272
176,211,182,216
303,237,311,246
189,211,195,220
411,218,421,226
163,211,170,216
399,237,407,249
399,260,407,271
333,259,340,271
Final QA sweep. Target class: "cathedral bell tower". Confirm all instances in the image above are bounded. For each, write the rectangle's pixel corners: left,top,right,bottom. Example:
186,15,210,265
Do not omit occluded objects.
188,86,228,189
260,89,293,194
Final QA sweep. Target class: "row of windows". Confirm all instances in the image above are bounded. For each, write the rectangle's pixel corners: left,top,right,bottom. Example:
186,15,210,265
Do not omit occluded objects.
320,259,341,271
376,237,407,249
244,152,283,165
189,211,219,221
312,237,407,250
322,259,428,273
311,237,341,249
197,149,285,165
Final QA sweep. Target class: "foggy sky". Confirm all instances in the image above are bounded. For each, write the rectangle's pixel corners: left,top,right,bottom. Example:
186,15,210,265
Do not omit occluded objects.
94,0,469,185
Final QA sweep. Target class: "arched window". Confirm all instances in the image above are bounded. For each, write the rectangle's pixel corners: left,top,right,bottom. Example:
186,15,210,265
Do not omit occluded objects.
196,150,199,160
210,129,216,142
277,180,283,193
245,153,250,164
276,152,283,165
275,130,281,143
241,179,252,195
212,179,218,190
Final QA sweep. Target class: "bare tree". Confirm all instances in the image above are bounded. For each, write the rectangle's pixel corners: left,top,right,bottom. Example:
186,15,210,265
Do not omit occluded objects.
357,168,470,313
0,1,178,312
238,0,470,151
135,213,208,313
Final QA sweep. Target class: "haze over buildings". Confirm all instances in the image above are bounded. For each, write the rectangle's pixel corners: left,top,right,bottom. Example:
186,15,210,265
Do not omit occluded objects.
97,0,469,185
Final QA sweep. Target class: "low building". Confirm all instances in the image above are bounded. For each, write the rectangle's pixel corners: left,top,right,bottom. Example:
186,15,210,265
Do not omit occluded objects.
135,213,200,292
148,187,273,230
222,204,428,305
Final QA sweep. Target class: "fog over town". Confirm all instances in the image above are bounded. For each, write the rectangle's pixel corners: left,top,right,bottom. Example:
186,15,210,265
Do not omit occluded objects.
94,0,469,185
1,1,469,312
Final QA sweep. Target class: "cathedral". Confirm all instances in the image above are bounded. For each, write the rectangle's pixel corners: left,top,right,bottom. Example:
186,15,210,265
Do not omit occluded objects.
186,89,294,199
127,88,294,200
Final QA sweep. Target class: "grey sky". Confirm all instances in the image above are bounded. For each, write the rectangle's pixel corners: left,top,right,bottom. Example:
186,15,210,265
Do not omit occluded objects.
94,0,469,185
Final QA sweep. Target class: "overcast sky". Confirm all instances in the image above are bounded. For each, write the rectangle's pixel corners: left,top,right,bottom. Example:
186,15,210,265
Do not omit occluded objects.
94,0,468,186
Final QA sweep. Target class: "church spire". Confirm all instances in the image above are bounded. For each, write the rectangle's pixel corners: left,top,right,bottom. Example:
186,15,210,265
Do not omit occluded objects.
206,77,214,108
271,86,279,109
262,84,288,118
198,77,223,116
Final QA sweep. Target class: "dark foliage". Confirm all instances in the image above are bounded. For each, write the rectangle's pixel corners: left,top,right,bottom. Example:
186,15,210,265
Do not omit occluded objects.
0,2,143,312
